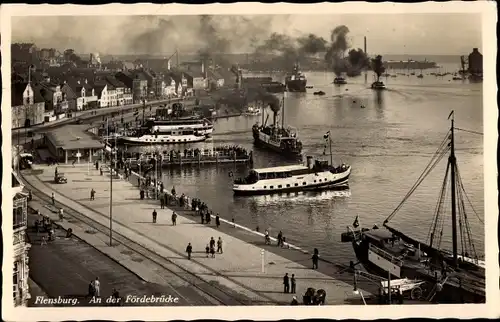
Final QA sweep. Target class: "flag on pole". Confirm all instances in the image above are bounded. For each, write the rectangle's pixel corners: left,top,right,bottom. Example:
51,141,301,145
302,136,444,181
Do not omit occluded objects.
353,215,360,228
323,131,330,140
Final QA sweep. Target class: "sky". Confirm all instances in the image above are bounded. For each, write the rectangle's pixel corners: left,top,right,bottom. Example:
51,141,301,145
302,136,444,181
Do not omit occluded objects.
11,14,482,56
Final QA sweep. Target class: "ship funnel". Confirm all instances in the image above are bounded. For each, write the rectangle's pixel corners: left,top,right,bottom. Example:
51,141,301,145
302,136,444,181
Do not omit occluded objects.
306,156,314,169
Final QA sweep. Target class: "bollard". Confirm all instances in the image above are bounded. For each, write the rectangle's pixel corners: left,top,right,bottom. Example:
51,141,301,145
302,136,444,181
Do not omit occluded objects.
261,249,265,273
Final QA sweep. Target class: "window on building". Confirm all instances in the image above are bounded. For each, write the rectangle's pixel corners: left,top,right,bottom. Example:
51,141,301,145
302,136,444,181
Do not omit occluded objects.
13,206,26,230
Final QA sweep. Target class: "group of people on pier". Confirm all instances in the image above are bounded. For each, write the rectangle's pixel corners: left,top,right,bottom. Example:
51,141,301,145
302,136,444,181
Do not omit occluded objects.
122,145,251,165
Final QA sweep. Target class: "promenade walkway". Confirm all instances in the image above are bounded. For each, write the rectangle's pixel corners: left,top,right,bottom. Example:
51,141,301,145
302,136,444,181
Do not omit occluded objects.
23,163,372,305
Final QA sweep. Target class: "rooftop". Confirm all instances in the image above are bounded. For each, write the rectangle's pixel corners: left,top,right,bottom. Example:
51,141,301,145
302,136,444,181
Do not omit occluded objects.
44,125,104,151
252,164,308,174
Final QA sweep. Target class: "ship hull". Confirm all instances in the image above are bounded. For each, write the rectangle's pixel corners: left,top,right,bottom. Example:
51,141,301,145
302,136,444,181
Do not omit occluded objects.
118,134,208,145
286,79,307,92
233,169,350,196
351,237,485,303
253,131,302,159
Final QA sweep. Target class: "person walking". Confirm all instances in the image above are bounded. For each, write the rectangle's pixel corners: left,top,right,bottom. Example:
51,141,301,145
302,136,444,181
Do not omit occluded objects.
215,214,221,228
94,277,101,297
88,280,96,298
186,242,193,260
277,231,283,247
160,194,165,209
312,248,319,269
152,209,157,223
171,212,177,226
201,212,205,224
283,273,290,293
209,237,216,250
217,237,223,253
205,244,210,258
291,274,296,294
90,188,95,201
51,192,55,205
210,245,216,258
58,208,64,221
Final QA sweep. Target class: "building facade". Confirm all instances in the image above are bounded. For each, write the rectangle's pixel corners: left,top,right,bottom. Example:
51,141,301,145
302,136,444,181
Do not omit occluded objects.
132,78,148,103
11,82,45,129
12,171,31,307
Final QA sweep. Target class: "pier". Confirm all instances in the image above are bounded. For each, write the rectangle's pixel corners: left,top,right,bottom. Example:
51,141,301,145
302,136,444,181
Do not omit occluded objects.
120,146,253,169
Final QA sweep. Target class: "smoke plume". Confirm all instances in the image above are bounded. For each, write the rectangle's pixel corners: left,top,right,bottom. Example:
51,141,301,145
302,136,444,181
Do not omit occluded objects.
257,91,281,113
324,25,369,77
11,15,282,57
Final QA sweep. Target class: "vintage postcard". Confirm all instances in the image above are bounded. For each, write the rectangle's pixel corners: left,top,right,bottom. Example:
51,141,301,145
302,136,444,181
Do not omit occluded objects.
1,2,498,321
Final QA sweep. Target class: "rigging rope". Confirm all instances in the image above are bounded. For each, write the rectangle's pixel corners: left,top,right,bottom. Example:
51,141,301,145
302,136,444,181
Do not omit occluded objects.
436,183,449,251
384,131,451,223
427,161,450,249
455,165,484,224
455,128,484,136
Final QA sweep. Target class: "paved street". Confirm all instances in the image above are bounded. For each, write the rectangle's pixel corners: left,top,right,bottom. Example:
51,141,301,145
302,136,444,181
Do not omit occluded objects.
23,164,373,305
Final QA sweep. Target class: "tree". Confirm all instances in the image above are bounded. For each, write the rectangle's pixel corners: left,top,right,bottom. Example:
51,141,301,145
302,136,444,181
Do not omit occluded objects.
371,55,385,81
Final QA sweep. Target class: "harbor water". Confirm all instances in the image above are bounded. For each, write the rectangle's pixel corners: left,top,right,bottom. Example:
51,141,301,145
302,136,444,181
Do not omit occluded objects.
123,65,484,266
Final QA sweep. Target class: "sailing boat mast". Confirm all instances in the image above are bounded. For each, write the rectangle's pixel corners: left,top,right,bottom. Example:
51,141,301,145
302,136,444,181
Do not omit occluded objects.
281,93,285,129
449,110,458,267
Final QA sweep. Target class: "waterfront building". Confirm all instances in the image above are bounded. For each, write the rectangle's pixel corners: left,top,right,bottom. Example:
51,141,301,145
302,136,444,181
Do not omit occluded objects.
12,170,31,307
11,82,45,129
468,48,483,75
43,125,104,164
163,75,177,98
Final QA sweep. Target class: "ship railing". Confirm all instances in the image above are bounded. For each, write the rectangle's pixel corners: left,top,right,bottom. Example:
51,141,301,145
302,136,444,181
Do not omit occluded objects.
369,244,404,267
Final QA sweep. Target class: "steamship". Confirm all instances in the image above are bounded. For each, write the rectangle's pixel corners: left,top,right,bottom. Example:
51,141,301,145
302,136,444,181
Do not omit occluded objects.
233,155,350,196
118,118,213,145
252,93,302,159
285,62,307,92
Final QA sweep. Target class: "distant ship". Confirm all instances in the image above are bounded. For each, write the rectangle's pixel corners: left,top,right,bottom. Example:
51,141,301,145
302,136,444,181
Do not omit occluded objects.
333,76,347,85
384,59,438,70
252,93,302,159
285,62,307,92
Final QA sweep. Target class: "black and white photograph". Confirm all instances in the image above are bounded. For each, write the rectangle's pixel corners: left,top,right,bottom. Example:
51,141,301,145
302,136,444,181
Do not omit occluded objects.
2,2,498,321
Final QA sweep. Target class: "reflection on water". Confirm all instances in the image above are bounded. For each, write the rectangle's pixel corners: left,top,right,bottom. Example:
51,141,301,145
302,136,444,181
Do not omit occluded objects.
234,189,352,207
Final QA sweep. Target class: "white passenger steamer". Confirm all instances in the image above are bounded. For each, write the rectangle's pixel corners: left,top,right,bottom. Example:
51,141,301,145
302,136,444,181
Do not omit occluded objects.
118,117,213,145
233,156,350,196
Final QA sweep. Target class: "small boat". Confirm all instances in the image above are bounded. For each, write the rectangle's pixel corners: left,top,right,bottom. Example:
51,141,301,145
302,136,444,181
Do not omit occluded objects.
313,91,326,96
333,77,347,85
452,76,463,80
417,74,424,78
244,105,262,116
371,81,386,90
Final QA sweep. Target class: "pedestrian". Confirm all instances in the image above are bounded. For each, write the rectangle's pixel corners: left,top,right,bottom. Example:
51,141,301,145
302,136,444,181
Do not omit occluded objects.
58,208,64,221
160,196,165,209
217,237,223,253
201,212,205,224
28,189,32,201
90,188,95,200
94,277,101,297
100,167,103,176
205,244,210,258
209,237,215,250
205,212,210,224
283,273,290,293
140,189,145,200
95,161,99,170
312,248,319,269
72,159,76,167
88,280,96,298
112,288,121,305
186,242,193,260
215,214,220,228
210,245,215,258
171,186,176,197
171,212,177,226
277,231,283,247
51,192,55,205
152,209,157,223
291,274,296,294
